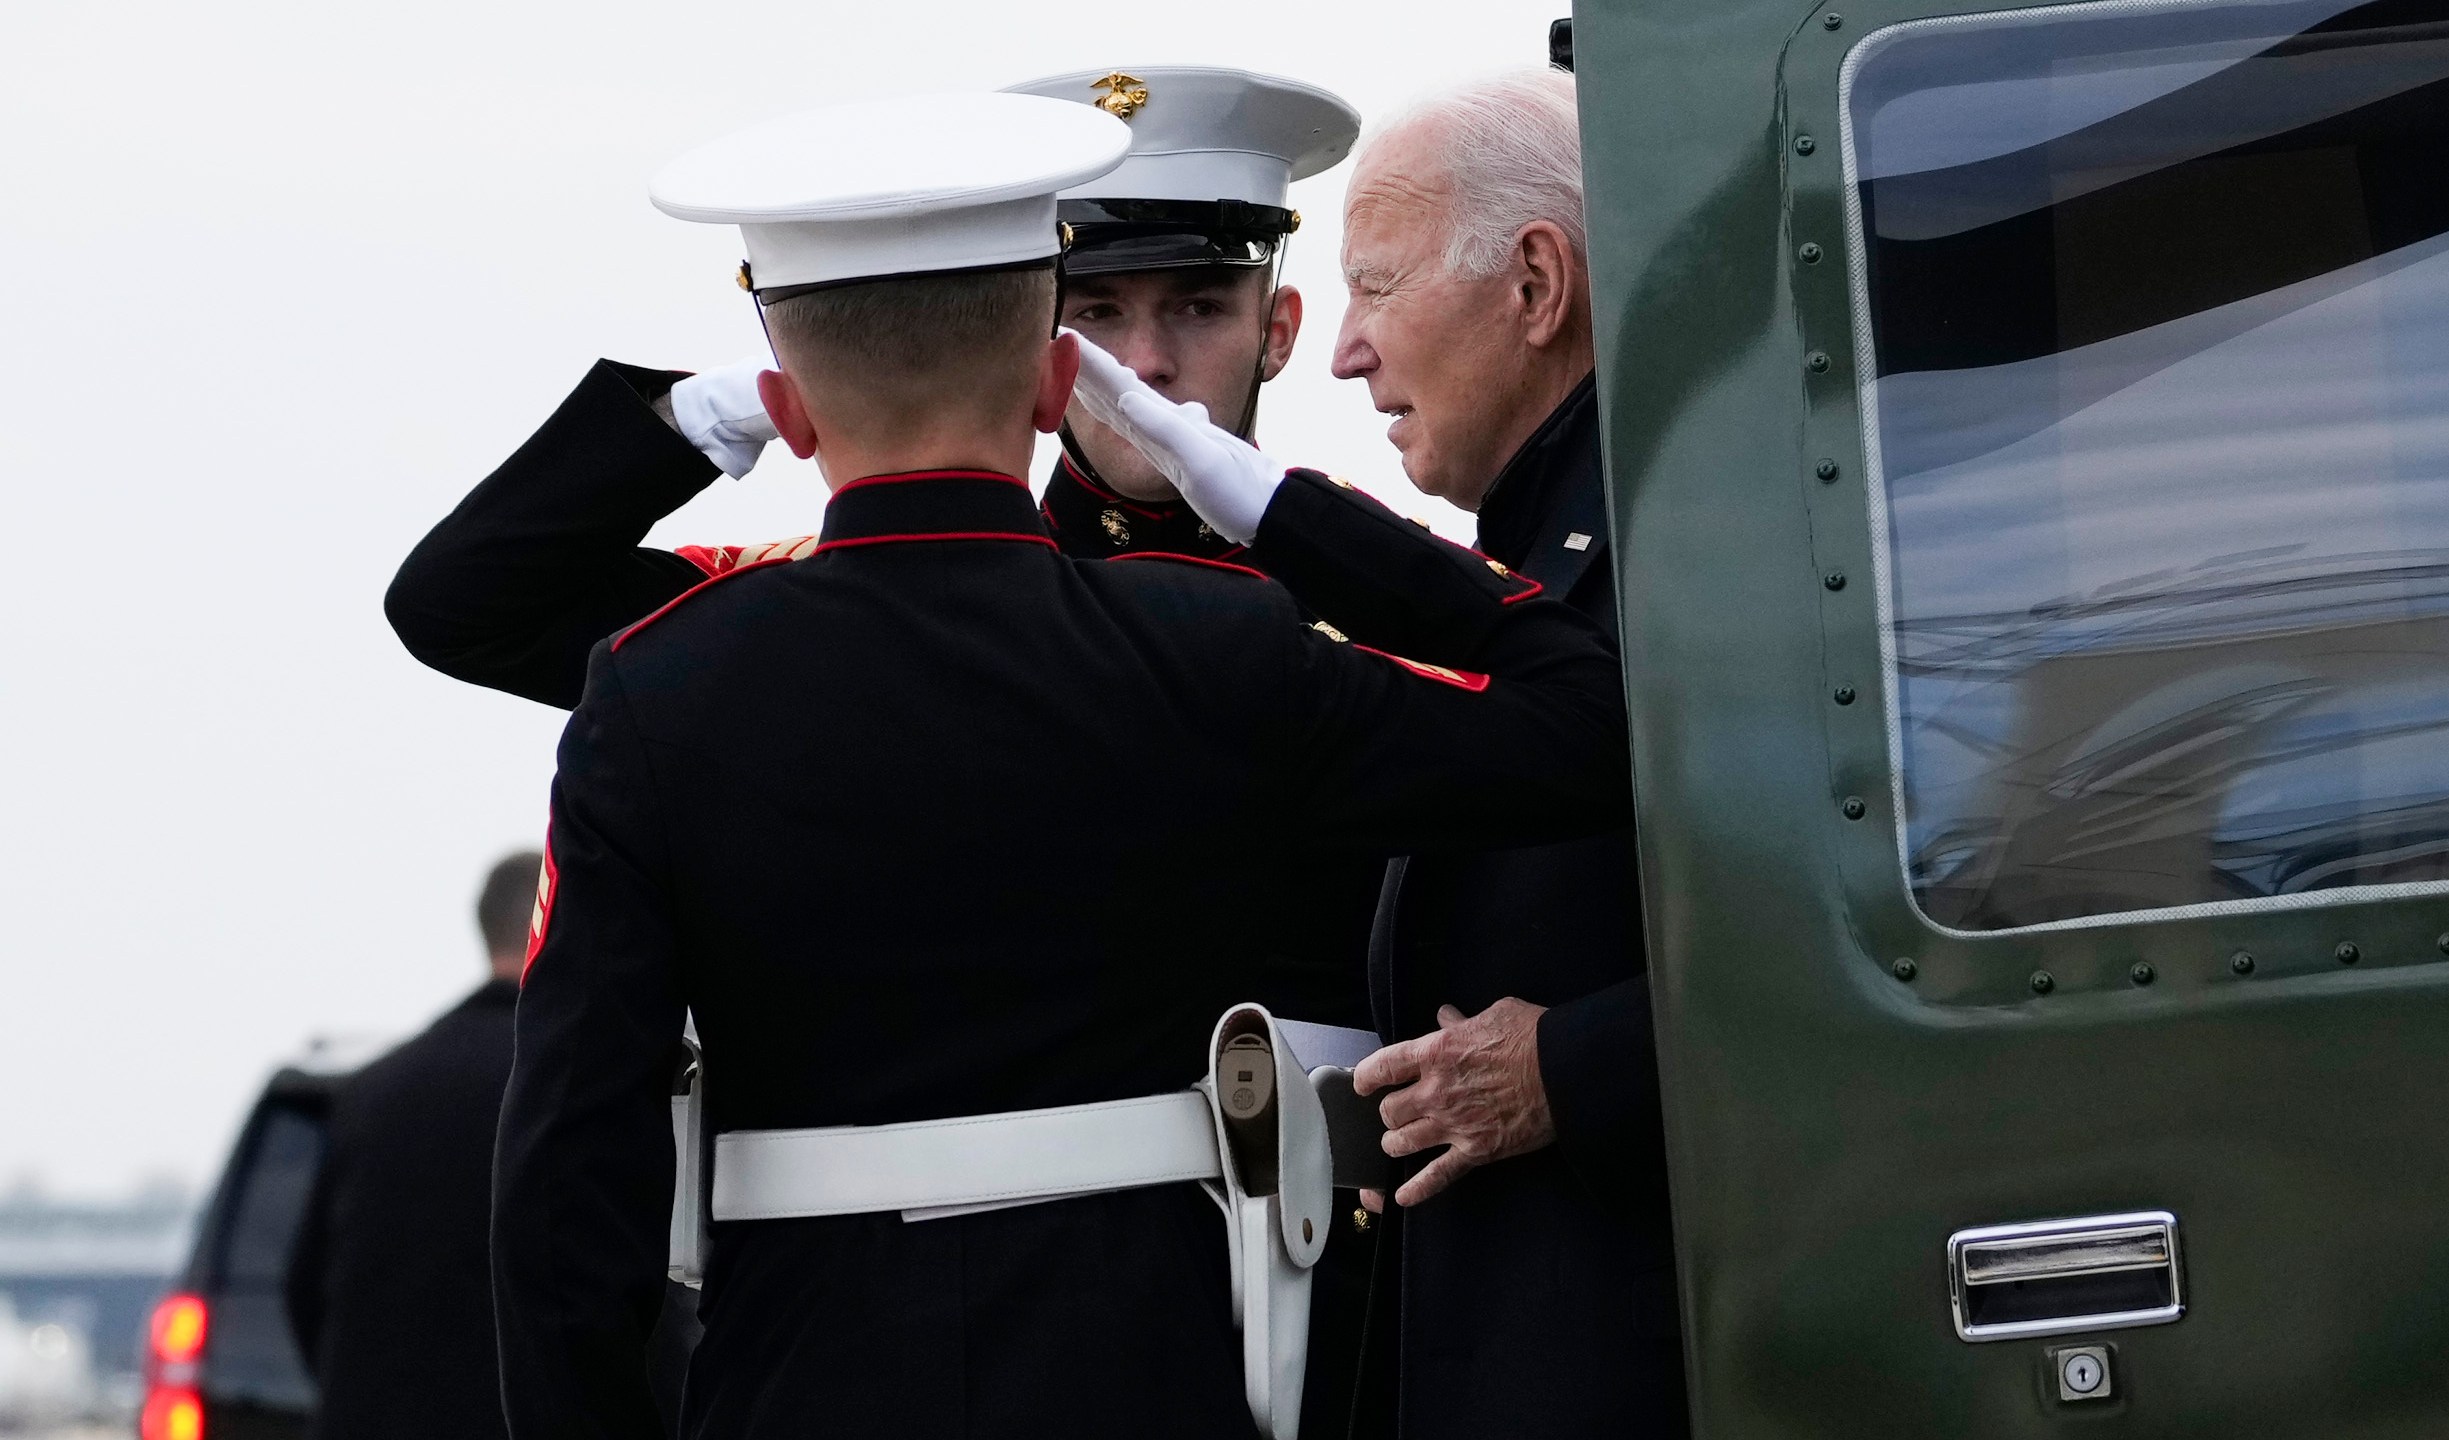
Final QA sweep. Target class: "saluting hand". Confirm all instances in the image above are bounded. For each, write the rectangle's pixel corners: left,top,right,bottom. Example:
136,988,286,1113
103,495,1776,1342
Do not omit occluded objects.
1063,330,1286,543
668,355,783,478
1354,998,1557,1208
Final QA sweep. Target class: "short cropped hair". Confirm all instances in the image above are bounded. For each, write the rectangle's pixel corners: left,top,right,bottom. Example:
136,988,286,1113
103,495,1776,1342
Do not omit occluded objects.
477,850,545,960
760,264,1056,421
1371,69,1586,280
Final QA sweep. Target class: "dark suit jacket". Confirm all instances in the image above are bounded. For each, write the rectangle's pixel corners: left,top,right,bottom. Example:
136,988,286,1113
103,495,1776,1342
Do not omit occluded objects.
287,980,520,1440
1368,376,1687,1439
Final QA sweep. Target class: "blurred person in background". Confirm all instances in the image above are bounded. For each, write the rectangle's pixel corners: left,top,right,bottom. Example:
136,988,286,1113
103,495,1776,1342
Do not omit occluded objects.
284,853,696,1439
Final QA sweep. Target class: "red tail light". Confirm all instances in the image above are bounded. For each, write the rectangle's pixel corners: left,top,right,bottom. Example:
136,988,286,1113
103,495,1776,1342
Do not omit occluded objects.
142,1293,209,1440
139,1387,204,1440
149,1293,208,1369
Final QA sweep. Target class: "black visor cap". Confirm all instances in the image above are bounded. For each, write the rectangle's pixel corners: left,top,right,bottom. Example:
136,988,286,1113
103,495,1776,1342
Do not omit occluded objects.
1058,197,1295,276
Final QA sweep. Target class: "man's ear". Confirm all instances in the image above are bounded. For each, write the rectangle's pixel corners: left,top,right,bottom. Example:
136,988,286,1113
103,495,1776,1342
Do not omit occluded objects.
757,368,820,459
1259,284,1303,383
1514,221,1582,350
1034,330,1081,434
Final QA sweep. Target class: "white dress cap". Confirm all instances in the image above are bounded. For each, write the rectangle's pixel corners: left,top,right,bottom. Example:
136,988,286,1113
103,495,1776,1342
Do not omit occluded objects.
1000,67,1362,209
650,93,1133,293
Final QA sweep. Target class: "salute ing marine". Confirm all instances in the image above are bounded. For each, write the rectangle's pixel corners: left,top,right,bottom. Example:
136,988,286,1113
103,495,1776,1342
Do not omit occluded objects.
384,68,1391,1433
486,90,1635,1440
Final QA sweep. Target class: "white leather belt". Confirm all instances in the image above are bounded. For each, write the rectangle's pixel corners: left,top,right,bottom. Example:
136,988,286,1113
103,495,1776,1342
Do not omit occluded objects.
711,1090,1222,1222
686,1006,1356,1440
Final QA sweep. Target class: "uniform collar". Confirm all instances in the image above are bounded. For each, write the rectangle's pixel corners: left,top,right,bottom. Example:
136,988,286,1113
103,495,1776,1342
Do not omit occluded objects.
816,470,1056,553
1472,372,1606,591
1038,454,1248,562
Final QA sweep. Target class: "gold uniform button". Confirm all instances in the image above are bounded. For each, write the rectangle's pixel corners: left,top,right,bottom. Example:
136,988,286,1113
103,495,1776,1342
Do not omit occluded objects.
1351,1207,1372,1234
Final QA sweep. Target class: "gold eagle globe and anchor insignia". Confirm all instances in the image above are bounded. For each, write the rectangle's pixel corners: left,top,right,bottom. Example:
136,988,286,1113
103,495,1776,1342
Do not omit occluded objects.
1091,72,1151,120
1100,509,1132,545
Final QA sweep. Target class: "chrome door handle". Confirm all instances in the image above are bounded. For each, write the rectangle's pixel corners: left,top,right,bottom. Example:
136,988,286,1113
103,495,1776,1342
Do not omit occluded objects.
1948,1210,2185,1341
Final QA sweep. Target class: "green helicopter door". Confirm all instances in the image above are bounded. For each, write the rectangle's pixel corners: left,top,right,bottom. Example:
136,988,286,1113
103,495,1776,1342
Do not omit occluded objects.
1573,0,2449,1433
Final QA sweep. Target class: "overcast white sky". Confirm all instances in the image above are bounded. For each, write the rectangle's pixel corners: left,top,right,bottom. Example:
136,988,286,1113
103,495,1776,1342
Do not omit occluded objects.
2,0,1562,1196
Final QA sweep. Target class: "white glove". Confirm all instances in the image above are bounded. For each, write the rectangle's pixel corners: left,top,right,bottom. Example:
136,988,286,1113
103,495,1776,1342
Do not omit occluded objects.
1066,332,1286,545
667,356,780,478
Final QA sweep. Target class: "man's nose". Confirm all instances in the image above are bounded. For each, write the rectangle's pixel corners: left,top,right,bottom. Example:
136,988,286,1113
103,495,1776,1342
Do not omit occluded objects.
1331,313,1376,382
1110,326,1178,393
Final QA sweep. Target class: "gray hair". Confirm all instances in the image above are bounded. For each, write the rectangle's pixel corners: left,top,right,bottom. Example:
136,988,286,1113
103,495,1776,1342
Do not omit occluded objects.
1367,69,1586,280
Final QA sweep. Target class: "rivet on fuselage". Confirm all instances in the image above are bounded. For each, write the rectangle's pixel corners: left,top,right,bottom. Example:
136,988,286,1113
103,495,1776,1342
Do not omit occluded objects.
2230,950,2257,976
1841,796,1867,820
1798,242,1824,264
1892,957,1917,982
1795,135,1817,155
2030,971,2055,995
2335,942,2361,965
1816,458,1840,482
2130,962,2156,987
1833,685,1857,705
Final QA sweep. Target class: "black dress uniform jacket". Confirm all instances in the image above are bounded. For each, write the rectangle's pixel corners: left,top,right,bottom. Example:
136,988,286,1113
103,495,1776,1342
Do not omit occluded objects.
285,980,520,1440
386,364,1382,1435
493,454,1630,1440
1368,375,1685,1439
385,364,1377,1031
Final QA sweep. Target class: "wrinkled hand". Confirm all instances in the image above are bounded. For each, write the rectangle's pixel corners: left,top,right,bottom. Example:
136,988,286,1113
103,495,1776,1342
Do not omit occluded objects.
1354,999,1556,1207
669,355,781,478
1062,330,1285,544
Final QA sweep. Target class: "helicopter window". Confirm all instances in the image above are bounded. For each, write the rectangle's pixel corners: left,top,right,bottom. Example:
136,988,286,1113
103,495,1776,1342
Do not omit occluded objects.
1841,0,2449,931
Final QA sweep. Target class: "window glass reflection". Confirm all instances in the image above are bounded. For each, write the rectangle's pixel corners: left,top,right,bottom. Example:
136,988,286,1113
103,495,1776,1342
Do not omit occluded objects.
1845,0,2449,930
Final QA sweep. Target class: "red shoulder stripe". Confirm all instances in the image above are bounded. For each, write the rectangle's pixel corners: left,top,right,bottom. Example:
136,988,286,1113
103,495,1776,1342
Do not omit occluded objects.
611,556,796,651
1105,551,1270,582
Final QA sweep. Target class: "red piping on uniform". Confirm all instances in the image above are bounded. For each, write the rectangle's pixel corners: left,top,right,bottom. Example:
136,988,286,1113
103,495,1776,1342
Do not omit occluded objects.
522,822,558,984
673,544,739,578
611,556,797,651
829,469,1031,498
1105,551,1269,582
1352,643,1493,692
810,532,1060,556
1464,546,1548,604
1059,456,1174,520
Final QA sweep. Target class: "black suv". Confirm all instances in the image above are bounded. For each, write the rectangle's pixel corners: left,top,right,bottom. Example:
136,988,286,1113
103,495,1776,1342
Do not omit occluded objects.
140,1039,381,1440
141,1034,701,1440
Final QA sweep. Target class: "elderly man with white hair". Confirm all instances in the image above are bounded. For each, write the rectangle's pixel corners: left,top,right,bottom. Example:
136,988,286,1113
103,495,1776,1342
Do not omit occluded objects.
1338,68,1685,1437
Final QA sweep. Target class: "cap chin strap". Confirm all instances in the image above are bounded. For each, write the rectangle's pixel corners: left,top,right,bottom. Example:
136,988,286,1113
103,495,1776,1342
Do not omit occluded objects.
1060,239,1286,500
